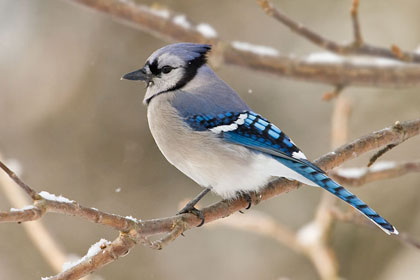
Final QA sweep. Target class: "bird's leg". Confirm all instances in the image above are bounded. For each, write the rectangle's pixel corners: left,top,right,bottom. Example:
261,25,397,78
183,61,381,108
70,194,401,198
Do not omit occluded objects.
238,192,252,213
177,187,211,227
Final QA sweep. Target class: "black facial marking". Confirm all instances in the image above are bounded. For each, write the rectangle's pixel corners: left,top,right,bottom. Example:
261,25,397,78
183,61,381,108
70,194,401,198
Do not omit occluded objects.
145,45,212,104
147,60,160,75
165,45,211,92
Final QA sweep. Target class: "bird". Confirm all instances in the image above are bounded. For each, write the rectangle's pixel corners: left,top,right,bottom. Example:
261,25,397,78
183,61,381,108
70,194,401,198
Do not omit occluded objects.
122,42,398,235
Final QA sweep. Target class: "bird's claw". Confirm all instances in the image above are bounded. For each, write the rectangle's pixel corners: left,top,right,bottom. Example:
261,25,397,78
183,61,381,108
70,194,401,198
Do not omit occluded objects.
177,206,205,227
241,193,252,210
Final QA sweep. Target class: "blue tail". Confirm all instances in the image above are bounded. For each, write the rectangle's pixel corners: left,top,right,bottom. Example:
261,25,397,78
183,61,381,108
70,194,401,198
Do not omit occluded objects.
277,158,398,235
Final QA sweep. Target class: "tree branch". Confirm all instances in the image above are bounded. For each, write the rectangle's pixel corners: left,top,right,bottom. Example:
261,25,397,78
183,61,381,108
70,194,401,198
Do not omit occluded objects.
257,0,420,62
1,119,419,231
368,144,397,167
48,235,136,280
1,118,419,279
0,160,40,200
315,119,419,171
322,84,346,101
330,160,420,187
63,0,420,88
1,2,417,278
367,121,409,166
350,0,363,46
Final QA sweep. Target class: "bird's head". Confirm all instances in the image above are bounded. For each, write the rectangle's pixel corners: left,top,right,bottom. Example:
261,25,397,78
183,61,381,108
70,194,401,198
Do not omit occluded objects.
122,43,211,104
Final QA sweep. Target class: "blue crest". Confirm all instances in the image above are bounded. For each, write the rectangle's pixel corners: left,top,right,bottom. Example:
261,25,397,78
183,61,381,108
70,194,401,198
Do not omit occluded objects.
147,43,211,64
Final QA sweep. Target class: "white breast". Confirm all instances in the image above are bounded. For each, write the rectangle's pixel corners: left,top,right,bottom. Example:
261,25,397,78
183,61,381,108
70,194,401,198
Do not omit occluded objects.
147,93,316,199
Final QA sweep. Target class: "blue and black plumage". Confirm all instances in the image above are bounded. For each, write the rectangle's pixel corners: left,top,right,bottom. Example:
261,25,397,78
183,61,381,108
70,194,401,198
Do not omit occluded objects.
186,111,397,234
123,42,398,235
186,111,301,157
275,158,395,233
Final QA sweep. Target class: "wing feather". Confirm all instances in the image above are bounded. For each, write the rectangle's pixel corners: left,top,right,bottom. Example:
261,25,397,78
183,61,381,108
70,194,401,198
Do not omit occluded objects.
185,111,325,174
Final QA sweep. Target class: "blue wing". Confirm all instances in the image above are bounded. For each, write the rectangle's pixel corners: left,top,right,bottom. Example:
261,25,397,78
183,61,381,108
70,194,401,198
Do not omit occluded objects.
184,111,398,235
185,111,324,173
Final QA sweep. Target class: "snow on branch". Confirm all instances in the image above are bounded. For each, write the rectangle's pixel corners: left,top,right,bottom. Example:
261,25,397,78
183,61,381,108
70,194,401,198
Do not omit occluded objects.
257,0,420,62
66,0,420,88
231,41,279,57
2,1,420,278
0,118,419,279
331,160,420,187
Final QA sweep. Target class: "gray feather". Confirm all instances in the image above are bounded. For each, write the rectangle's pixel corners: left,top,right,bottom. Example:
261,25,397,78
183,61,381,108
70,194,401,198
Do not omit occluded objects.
171,66,250,117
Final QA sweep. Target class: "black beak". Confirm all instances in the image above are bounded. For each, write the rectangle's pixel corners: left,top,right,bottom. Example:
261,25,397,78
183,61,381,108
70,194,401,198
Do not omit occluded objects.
121,68,149,81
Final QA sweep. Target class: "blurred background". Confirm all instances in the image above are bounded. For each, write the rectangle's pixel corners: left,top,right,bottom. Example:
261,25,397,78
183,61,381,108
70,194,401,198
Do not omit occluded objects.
0,0,419,279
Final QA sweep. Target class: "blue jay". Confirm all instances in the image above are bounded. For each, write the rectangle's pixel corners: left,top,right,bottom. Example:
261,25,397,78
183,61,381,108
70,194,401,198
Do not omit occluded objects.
122,43,398,235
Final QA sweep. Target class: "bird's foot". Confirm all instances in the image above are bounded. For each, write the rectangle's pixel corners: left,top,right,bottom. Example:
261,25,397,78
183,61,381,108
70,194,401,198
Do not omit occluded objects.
237,192,252,212
176,187,211,227
177,205,205,227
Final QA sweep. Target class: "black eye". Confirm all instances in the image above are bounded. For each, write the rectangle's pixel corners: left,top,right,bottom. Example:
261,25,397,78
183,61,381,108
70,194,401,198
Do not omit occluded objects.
161,66,173,74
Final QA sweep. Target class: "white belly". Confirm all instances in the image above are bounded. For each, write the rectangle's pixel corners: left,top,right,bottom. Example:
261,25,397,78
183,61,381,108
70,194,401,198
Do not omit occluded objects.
147,94,315,199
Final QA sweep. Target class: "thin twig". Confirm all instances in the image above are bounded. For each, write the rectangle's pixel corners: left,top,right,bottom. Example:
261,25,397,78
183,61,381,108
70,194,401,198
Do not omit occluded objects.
368,144,397,167
150,221,187,250
330,160,420,187
0,207,43,222
0,160,40,200
391,44,406,60
330,96,352,149
0,157,71,276
367,121,407,166
315,119,419,171
350,0,363,46
257,0,420,62
257,0,348,54
63,0,420,88
322,84,346,101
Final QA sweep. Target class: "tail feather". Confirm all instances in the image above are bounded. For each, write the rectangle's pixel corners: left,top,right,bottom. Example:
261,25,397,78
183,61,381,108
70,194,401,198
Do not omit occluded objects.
277,158,398,235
